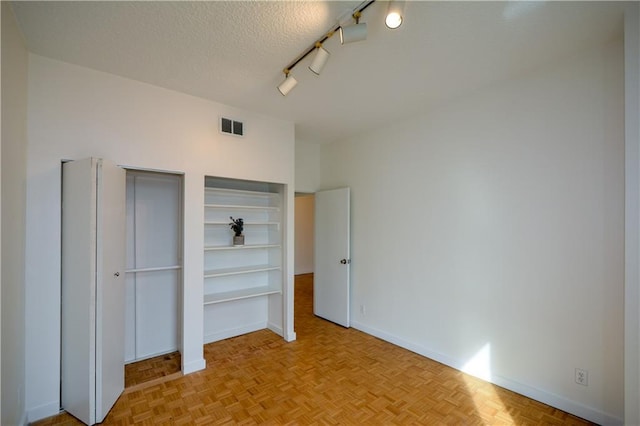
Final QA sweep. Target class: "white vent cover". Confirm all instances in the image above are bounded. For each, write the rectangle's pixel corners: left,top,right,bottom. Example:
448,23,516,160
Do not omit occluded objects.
220,117,244,137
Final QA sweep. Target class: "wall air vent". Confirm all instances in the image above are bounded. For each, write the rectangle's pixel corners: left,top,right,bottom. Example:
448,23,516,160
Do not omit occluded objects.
220,117,244,137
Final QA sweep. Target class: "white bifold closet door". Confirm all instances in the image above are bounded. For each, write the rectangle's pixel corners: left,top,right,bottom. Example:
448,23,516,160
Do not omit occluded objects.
125,171,181,362
61,158,126,425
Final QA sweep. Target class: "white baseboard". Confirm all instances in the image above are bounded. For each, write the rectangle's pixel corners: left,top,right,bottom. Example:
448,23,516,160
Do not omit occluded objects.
267,324,297,342
267,322,283,337
27,401,59,424
284,330,297,342
182,357,206,375
126,347,180,365
19,410,28,426
204,321,267,344
350,320,622,426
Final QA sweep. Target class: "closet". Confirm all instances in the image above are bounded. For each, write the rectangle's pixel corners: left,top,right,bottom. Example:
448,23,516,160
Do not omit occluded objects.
125,171,182,363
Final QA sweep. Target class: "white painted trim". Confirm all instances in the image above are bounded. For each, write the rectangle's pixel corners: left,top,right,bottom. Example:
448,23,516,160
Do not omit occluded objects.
19,411,28,426
351,320,622,426
203,321,267,344
267,322,283,337
182,358,206,375
625,5,640,426
350,320,462,374
125,348,180,365
267,323,296,342
284,331,297,342
27,402,59,424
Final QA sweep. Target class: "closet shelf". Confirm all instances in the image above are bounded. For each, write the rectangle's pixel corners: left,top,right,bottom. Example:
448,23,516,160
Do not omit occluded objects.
204,265,280,278
203,286,281,305
204,244,280,251
204,221,279,226
205,187,280,198
204,204,280,211
125,265,182,273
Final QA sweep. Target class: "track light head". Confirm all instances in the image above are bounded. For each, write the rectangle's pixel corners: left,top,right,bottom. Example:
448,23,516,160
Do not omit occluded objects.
340,22,367,44
309,44,330,75
385,1,405,29
278,72,298,96
277,0,377,95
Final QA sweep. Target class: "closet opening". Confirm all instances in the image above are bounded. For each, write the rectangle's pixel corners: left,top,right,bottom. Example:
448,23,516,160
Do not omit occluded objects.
124,169,184,388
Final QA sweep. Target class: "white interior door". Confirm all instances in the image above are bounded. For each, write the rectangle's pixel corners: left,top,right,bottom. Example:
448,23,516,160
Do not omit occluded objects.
314,187,350,327
62,158,125,425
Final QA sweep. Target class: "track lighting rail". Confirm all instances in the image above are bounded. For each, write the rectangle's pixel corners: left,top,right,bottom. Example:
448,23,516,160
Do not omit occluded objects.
282,0,376,76
278,0,404,96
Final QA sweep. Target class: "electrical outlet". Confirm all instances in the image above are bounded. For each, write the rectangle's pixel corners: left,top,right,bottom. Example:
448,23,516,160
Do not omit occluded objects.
575,368,588,386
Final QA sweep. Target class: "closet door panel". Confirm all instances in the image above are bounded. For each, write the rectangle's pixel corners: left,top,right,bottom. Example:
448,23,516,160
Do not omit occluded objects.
95,159,126,422
61,159,97,425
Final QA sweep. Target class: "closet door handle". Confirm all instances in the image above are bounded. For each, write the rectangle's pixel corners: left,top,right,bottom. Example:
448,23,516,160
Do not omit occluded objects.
114,272,120,277
340,259,350,265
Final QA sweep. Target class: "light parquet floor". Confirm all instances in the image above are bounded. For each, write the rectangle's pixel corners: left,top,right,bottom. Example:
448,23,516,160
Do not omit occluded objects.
33,273,594,425
125,351,182,389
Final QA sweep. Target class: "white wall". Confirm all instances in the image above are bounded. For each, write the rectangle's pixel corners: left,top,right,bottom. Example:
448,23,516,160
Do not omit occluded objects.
25,55,295,422
1,3,28,425
320,40,624,424
294,141,320,275
295,141,321,193
294,195,314,275
625,4,640,425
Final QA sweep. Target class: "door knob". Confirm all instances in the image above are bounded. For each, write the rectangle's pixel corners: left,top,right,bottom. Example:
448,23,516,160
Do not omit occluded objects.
114,272,120,277
340,259,349,265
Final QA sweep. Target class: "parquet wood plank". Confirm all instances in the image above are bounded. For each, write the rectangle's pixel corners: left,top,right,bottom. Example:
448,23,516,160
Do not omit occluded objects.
125,351,181,388
33,273,595,425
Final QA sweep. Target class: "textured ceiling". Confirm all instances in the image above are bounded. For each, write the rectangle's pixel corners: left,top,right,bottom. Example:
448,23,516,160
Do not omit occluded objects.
11,1,626,144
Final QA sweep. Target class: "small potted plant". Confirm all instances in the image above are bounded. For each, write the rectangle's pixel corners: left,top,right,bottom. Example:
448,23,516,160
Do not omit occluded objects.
229,216,244,246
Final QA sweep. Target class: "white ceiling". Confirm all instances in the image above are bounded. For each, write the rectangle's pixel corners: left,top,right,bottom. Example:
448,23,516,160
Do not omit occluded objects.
10,1,626,145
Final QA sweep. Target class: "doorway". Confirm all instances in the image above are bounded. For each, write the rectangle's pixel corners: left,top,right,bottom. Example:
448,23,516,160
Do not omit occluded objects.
294,193,315,276
294,193,315,333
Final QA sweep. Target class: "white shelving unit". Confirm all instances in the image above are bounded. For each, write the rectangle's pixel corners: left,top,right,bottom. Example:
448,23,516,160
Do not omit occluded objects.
203,177,285,344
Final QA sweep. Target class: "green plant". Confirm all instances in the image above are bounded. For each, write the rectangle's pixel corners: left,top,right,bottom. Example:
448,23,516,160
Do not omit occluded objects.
229,217,244,236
